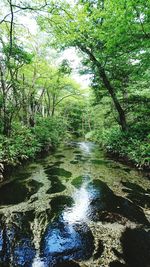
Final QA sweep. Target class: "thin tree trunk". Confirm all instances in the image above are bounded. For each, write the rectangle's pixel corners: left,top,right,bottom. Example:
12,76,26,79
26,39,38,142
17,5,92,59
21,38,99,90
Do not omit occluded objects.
80,46,127,131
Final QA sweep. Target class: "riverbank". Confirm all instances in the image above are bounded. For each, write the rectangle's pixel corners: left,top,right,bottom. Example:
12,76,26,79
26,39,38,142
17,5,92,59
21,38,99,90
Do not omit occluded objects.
0,117,68,180
89,125,150,172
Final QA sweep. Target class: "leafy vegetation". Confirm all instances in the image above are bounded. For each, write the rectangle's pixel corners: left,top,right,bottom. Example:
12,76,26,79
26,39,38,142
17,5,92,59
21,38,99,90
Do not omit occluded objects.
0,0,149,170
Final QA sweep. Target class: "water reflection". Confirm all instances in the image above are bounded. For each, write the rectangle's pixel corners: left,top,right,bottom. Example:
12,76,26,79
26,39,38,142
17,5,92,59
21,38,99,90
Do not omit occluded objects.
41,219,94,265
63,186,90,224
78,142,95,154
68,141,95,155
0,141,149,266
32,255,45,267
64,178,149,225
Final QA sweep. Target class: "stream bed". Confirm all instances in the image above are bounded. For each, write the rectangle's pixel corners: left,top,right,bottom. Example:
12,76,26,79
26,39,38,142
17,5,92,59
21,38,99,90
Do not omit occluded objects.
0,141,150,267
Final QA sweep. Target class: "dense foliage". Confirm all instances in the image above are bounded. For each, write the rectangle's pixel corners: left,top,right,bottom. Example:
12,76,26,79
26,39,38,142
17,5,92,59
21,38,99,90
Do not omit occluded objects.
0,0,149,170
39,0,150,169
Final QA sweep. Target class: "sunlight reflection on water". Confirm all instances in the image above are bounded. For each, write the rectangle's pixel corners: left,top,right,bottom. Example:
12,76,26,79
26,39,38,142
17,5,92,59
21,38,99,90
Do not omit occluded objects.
32,255,45,267
79,142,91,154
63,185,90,224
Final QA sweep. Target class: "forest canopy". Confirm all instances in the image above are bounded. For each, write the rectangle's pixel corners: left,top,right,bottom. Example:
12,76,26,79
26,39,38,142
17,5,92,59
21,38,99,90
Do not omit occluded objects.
0,0,150,169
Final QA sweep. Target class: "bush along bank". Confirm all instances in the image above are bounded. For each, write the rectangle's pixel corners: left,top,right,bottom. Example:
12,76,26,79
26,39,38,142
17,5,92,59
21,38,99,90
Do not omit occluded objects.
0,117,68,178
102,126,150,171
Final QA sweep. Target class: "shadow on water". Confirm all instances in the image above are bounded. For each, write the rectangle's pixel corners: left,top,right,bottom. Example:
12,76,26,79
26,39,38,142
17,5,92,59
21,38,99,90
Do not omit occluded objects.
46,176,66,194
93,239,104,260
49,161,64,167
86,180,149,225
45,165,72,194
45,166,72,179
121,181,150,208
109,227,150,267
0,179,42,205
70,160,79,165
54,155,65,159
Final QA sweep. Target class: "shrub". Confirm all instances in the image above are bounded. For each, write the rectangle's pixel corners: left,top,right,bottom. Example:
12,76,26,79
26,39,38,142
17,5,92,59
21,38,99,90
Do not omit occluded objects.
0,117,68,166
33,116,68,148
102,126,150,169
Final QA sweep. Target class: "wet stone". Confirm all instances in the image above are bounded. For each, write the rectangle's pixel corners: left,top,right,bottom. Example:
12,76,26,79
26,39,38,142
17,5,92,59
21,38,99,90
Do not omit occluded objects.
73,150,82,154
13,238,35,266
0,211,35,267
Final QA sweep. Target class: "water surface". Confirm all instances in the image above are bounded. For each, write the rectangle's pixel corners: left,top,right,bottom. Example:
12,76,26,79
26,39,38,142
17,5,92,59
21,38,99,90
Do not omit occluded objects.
0,141,150,267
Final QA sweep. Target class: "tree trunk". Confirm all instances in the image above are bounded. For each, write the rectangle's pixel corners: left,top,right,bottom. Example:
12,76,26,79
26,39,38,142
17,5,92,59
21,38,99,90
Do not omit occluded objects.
100,68,127,131
51,94,56,117
80,46,127,131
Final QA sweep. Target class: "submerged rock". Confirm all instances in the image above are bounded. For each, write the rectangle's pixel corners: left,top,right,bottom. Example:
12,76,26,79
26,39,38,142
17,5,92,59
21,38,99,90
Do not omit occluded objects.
87,179,149,225
0,211,35,267
45,166,72,178
46,176,66,194
41,219,94,266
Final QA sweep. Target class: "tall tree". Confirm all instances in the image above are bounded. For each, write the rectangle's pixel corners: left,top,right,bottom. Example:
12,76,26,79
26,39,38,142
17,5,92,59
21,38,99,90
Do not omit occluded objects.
39,0,150,131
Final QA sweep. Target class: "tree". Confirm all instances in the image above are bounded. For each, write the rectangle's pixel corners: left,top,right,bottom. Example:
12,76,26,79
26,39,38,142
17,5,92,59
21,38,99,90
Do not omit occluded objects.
39,0,150,131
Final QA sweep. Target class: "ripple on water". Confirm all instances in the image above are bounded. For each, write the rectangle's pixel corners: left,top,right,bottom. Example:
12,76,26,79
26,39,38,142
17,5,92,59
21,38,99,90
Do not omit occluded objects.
0,141,149,267
0,211,36,266
40,219,94,265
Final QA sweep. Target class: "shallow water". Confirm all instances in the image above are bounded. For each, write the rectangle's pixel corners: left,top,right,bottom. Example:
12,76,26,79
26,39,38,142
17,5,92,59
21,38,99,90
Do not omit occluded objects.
0,141,150,267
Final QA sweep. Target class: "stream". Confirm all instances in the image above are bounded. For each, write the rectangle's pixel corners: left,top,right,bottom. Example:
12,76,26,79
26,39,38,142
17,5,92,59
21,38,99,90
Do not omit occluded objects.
0,141,150,267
